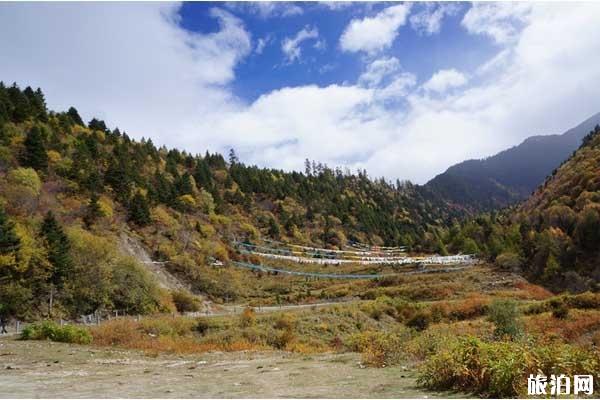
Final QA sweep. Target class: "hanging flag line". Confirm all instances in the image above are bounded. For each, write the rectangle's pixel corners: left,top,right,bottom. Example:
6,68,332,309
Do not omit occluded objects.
231,261,472,279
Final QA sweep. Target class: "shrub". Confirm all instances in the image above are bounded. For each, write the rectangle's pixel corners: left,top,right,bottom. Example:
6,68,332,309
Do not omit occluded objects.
406,312,431,331
447,295,490,321
495,251,522,271
347,331,407,367
551,302,570,320
487,299,522,340
21,321,92,344
417,336,600,397
170,290,201,313
239,307,256,328
195,318,211,335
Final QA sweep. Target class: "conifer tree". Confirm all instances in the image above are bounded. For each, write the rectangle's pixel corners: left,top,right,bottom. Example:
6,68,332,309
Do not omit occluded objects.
128,193,151,226
21,126,48,172
7,83,31,123
41,211,73,315
83,193,103,228
268,216,280,238
0,206,20,261
67,107,84,126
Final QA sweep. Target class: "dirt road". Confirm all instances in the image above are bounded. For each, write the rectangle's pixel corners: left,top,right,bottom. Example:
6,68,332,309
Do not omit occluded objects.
0,337,462,398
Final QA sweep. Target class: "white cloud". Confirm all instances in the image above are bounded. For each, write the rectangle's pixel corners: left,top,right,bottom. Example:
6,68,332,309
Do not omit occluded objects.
0,2,251,148
281,26,320,63
422,69,468,93
410,3,461,35
375,73,416,101
340,3,412,54
313,38,327,51
462,2,531,44
319,2,354,11
255,35,271,55
359,57,401,87
226,2,303,19
3,3,600,185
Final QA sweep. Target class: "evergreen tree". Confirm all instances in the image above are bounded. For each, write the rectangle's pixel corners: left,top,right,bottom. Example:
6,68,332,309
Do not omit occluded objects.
88,118,108,133
41,211,73,315
128,193,151,226
23,87,47,121
174,172,194,196
67,107,84,126
83,193,104,228
7,83,31,123
0,206,20,260
228,148,239,166
21,126,48,172
268,216,280,238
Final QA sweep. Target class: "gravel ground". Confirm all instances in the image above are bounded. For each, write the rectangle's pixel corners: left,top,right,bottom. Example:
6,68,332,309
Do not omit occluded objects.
0,336,464,398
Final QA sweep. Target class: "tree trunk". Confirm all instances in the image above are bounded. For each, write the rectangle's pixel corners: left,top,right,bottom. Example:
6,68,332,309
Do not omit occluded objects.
48,285,54,317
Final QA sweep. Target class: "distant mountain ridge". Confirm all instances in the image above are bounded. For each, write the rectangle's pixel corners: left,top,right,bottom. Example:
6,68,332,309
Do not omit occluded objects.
425,112,600,212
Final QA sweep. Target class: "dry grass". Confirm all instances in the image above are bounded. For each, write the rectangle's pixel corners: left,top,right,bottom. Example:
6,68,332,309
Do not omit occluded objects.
512,282,554,300
90,317,264,355
525,310,600,343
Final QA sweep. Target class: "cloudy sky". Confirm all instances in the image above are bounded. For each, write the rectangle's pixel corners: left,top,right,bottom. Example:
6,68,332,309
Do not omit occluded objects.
2,1,600,183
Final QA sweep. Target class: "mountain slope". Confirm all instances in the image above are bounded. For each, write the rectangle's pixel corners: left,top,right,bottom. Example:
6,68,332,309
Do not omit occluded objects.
439,125,600,293
517,125,600,290
0,82,459,321
426,112,600,212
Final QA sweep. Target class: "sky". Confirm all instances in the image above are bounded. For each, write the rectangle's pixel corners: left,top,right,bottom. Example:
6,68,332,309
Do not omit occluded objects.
2,1,600,183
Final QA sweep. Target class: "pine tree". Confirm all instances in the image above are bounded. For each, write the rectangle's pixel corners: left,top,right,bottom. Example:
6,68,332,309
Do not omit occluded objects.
83,193,103,228
7,83,31,123
0,206,20,259
67,107,83,126
268,216,280,238
41,211,73,315
88,118,108,133
21,126,48,172
228,148,238,166
128,193,151,226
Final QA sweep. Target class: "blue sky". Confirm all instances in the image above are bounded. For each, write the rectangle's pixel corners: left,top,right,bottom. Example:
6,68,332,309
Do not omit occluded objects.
2,2,600,183
179,2,495,102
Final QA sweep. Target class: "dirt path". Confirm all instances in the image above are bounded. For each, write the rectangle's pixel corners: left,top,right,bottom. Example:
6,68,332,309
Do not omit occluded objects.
0,337,463,398
200,300,359,318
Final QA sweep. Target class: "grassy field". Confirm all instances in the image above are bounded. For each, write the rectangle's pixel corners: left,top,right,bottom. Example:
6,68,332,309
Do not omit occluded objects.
12,263,600,397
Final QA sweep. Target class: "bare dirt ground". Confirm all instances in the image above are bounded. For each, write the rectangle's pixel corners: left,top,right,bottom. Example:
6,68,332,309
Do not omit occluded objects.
0,337,462,398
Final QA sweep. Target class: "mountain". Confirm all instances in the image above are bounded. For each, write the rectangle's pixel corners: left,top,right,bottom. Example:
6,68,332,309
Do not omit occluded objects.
512,124,600,292
0,82,458,320
441,124,600,293
425,112,600,212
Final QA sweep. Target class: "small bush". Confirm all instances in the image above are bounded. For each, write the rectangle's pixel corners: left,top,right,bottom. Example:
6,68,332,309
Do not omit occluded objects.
487,299,522,340
170,290,201,313
195,318,211,335
406,312,431,331
347,331,406,367
239,307,256,328
21,321,92,344
551,303,570,320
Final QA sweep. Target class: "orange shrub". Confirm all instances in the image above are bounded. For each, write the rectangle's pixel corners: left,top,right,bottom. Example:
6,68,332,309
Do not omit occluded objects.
514,282,553,300
443,294,490,321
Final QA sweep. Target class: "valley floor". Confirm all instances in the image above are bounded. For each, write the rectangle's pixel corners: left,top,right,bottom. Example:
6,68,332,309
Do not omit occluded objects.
0,337,462,398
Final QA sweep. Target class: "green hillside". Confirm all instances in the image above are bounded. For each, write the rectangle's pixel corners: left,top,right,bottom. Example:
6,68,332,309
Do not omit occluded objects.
0,83,458,321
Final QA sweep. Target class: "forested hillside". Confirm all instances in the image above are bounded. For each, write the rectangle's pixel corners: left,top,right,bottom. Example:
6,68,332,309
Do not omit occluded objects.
426,112,600,212
440,125,600,293
0,83,457,321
